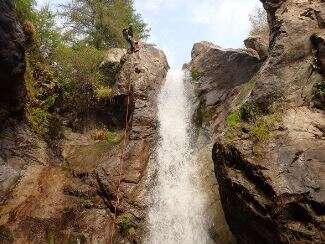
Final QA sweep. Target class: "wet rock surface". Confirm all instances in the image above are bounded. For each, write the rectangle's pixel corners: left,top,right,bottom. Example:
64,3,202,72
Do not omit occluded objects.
191,0,325,243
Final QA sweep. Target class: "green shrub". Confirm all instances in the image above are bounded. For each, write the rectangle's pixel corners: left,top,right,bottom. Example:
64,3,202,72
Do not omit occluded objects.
27,107,49,134
226,111,241,127
44,94,58,108
191,68,203,82
52,44,105,87
239,101,262,122
15,0,37,23
117,213,135,237
105,131,122,145
249,118,271,142
224,102,283,144
95,86,112,100
89,129,122,145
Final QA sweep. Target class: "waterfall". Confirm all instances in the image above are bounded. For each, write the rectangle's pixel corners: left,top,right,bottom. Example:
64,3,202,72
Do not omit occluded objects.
147,69,212,244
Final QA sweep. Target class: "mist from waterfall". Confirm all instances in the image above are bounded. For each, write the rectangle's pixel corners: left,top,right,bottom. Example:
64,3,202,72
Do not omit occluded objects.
147,69,212,244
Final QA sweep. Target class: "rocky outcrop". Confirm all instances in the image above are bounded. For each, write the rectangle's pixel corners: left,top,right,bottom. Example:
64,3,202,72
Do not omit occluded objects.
94,43,169,239
192,1,325,243
0,0,26,122
190,41,261,127
187,42,263,243
244,36,269,60
0,43,168,243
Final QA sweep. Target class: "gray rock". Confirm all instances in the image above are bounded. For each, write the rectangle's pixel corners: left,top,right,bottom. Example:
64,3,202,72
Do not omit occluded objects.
189,41,261,129
0,0,26,120
201,1,325,243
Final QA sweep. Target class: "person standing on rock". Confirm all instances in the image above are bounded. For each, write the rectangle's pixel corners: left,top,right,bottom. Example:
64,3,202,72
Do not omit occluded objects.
122,24,139,53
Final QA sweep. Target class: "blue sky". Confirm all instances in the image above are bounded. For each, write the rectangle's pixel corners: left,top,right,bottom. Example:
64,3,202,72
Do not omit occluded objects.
36,0,262,68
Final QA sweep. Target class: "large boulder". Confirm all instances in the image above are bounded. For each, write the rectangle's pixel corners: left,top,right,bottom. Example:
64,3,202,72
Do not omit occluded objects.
205,0,325,243
0,0,26,121
190,41,261,127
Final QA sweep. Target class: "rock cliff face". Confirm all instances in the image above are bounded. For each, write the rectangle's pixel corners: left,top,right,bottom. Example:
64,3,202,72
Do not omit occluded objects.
191,0,325,243
0,38,168,243
0,0,26,122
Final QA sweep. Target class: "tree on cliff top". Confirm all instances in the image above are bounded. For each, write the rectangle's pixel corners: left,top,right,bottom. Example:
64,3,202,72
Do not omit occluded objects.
60,0,149,49
249,6,269,39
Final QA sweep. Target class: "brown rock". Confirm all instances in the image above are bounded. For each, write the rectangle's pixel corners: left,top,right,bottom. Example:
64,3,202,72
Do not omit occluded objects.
244,36,269,60
0,41,168,243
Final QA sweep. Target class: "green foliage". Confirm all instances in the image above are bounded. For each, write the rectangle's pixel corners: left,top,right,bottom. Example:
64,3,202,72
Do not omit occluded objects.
89,129,122,145
16,0,142,135
53,44,105,86
95,86,112,99
249,117,271,142
239,101,262,122
27,107,50,134
249,6,269,38
51,44,109,118
191,68,203,82
44,94,58,109
117,213,136,237
226,111,241,127
34,6,63,57
105,131,122,145
224,102,282,145
61,0,149,48
15,0,37,22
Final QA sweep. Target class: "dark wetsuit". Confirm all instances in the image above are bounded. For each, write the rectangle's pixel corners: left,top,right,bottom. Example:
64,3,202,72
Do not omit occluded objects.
123,25,135,52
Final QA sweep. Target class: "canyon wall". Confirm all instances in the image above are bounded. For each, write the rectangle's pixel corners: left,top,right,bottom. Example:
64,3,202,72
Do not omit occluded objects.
191,0,325,243
0,4,168,240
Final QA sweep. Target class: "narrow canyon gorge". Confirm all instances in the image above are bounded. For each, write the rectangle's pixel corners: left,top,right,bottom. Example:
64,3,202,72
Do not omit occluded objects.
0,0,324,243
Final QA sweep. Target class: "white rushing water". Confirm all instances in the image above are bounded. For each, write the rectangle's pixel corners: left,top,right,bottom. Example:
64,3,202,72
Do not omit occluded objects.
147,70,211,244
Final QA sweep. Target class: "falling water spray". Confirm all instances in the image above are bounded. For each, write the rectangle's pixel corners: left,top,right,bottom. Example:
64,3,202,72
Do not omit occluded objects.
147,69,212,244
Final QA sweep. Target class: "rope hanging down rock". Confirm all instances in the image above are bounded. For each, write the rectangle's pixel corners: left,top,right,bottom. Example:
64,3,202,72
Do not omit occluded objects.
110,53,140,243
